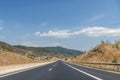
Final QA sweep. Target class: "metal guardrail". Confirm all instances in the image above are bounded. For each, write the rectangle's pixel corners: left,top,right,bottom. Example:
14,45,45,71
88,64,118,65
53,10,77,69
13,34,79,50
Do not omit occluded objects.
79,62,120,66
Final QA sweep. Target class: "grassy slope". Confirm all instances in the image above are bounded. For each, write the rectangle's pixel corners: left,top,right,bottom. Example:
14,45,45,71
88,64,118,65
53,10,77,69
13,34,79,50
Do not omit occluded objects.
0,50,33,66
72,42,120,63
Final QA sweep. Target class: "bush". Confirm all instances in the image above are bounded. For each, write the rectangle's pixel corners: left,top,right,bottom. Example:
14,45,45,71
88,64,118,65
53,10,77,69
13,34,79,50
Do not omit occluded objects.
112,58,117,63
114,40,120,49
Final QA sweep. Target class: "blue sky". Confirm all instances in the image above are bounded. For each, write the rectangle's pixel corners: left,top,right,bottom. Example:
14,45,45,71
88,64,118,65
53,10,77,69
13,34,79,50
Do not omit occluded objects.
0,0,120,50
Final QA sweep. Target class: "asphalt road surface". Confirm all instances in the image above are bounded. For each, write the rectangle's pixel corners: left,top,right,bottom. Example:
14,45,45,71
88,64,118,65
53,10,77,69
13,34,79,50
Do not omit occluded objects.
0,60,120,80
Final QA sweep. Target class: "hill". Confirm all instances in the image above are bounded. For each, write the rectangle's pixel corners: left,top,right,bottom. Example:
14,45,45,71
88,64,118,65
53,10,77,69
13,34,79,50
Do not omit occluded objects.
0,50,33,66
72,41,120,63
0,41,28,55
0,41,33,66
14,46,83,57
0,41,83,60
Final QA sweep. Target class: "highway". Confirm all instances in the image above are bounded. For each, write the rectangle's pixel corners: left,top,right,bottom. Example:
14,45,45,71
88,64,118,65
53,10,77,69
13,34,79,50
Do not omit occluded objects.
0,60,120,80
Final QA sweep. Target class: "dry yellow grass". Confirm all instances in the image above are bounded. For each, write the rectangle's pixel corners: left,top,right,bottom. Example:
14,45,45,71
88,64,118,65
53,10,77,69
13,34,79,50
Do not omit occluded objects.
72,42,120,63
0,50,33,66
71,42,120,71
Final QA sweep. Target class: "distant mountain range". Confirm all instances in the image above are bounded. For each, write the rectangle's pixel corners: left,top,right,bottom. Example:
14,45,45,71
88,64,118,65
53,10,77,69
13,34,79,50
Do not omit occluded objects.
0,41,83,59
14,45,83,57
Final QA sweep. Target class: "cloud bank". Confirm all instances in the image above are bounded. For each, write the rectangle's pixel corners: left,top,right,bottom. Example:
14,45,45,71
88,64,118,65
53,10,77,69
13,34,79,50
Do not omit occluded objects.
21,41,60,47
35,27,120,38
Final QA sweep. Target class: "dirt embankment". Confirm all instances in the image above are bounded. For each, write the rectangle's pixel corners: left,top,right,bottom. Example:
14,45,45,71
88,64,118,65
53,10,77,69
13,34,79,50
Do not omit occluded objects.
71,41,120,71
72,42,120,63
0,50,33,66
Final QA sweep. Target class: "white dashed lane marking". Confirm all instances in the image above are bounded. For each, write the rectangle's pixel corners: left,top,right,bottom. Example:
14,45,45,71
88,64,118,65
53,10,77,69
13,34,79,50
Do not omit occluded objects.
48,68,53,71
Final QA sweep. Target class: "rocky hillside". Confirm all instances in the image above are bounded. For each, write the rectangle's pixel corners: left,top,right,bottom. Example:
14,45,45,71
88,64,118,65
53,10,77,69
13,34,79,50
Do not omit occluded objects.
72,41,120,63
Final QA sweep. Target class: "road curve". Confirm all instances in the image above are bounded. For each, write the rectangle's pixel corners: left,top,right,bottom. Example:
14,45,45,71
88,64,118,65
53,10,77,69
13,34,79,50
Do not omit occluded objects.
0,60,120,80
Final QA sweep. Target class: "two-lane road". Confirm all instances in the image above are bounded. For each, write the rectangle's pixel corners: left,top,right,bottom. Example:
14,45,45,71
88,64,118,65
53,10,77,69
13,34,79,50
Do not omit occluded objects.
0,60,120,80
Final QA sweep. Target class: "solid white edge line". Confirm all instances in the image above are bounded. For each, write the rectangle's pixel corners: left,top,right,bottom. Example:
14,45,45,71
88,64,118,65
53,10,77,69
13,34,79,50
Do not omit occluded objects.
70,62,120,75
64,62,103,80
0,65,40,78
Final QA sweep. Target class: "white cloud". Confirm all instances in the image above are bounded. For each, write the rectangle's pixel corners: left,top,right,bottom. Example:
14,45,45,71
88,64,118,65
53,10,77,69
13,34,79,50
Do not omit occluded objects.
21,41,61,47
79,27,120,37
35,30,74,38
35,27,120,38
22,42,37,47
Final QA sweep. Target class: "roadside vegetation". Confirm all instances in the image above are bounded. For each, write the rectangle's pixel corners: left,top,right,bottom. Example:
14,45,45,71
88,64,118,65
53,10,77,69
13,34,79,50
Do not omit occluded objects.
71,40,120,71
0,50,33,66
0,41,82,66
